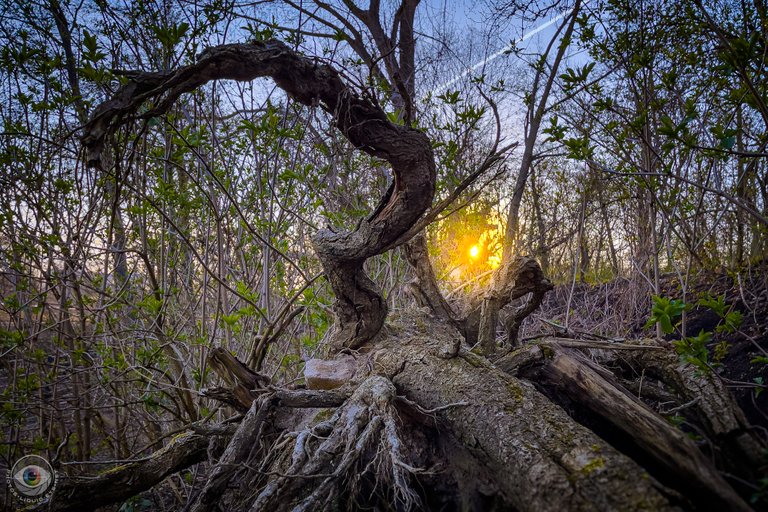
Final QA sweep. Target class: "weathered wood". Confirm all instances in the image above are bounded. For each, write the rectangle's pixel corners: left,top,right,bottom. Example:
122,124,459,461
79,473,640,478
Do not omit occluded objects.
82,40,435,350
204,385,352,410
200,386,251,412
48,386,350,512
403,233,463,336
46,325,763,511
618,345,768,482
206,347,271,410
274,388,352,408
494,343,545,374
50,433,210,512
208,347,270,389
477,256,552,354
372,330,679,511
191,395,274,512
531,348,751,512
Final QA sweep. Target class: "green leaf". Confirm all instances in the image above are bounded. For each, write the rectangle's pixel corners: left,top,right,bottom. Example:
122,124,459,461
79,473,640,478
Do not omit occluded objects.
83,30,98,53
719,310,742,333
436,90,461,105
658,315,674,334
754,377,764,398
244,23,275,42
82,30,106,62
221,312,240,327
698,293,726,316
646,296,685,334
150,22,189,49
673,330,714,372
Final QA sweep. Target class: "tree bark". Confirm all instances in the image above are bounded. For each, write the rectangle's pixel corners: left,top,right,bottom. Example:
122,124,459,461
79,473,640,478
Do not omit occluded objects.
49,319,761,512
50,433,211,512
81,40,436,350
514,345,751,511
372,331,681,511
477,256,553,354
403,233,463,333
613,345,768,482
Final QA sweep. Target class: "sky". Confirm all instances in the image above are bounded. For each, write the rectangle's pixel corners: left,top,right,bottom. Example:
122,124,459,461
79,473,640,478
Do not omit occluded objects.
430,2,572,94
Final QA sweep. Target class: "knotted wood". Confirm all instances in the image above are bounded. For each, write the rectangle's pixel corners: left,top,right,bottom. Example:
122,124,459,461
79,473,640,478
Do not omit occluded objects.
82,40,436,350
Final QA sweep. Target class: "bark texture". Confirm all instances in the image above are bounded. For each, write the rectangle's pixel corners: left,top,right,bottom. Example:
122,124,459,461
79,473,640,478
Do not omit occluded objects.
82,40,436,350
49,432,210,511
476,256,553,354
371,326,680,511
520,345,751,511
614,344,768,482
403,233,464,334
190,395,274,512
48,315,763,512
204,347,271,411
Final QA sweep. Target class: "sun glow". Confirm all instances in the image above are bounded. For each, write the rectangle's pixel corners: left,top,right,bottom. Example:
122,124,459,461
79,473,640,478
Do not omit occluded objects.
434,209,506,290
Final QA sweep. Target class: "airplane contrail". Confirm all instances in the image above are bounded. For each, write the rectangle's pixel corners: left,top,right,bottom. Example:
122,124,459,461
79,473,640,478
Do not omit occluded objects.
432,8,572,95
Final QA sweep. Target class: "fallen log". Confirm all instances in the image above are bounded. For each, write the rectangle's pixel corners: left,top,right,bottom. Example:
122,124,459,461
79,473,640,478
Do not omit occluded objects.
611,343,768,483
50,432,210,512
46,322,763,511
514,345,751,511
371,332,682,511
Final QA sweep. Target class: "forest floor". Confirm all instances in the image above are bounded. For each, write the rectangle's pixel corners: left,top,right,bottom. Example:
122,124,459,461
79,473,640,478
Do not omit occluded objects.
526,261,768,432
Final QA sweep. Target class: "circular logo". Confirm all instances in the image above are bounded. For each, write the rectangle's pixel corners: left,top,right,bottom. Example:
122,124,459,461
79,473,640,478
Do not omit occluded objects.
7,455,56,503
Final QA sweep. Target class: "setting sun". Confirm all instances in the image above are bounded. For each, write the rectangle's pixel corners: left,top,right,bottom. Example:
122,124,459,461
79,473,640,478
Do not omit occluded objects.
469,245,480,258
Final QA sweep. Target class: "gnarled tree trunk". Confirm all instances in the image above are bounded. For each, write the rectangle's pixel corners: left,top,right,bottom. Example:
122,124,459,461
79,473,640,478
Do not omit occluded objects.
82,40,435,350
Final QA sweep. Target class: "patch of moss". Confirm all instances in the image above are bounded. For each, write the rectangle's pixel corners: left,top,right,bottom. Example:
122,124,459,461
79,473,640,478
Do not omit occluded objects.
580,457,605,475
506,382,524,401
461,351,487,368
311,407,334,424
549,418,576,446
539,344,555,359
98,463,131,476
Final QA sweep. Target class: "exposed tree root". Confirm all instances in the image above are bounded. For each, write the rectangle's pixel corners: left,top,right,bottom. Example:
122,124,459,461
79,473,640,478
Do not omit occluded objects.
250,376,421,511
49,324,766,511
